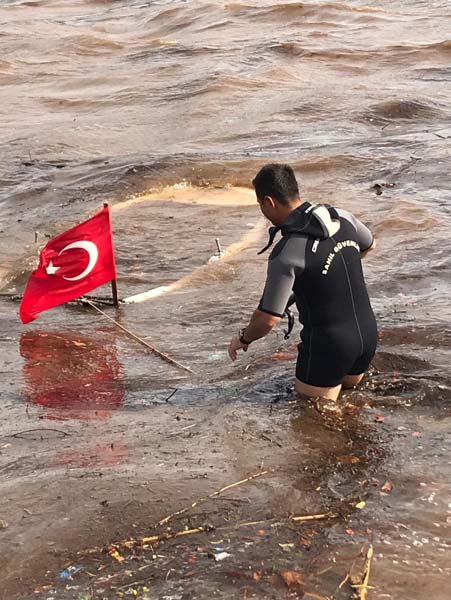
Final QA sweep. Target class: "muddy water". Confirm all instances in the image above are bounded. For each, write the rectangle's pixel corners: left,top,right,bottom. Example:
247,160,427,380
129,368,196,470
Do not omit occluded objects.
1,0,451,598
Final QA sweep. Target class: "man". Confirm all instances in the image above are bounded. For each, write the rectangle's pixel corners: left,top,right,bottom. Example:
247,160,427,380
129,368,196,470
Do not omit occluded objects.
228,163,377,401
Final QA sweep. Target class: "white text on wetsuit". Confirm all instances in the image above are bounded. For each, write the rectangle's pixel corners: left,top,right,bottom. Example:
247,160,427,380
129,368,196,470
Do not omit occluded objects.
322,240,360,275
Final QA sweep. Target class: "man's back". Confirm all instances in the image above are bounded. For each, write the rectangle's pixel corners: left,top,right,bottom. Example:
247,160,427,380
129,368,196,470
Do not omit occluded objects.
258,202,377,387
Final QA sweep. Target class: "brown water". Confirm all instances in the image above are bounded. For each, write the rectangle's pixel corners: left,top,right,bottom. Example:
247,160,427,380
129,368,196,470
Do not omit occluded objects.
1,0,451,598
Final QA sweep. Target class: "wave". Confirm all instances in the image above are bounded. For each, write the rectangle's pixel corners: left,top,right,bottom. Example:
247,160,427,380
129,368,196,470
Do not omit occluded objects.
65,34,123,56
362,99,447,125
226,1,386,20
267,39,451,63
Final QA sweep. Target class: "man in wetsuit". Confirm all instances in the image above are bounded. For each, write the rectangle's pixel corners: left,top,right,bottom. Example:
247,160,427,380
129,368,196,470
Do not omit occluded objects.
228,163,377,401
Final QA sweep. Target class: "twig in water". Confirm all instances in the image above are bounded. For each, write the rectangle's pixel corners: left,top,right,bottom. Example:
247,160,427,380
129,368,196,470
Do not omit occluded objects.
158,470,269,526
351,545,374,600
292,512,338,522
338,573,350,590
167,423,198,437
1,428,71,440
165,389,178,402
141,527,205,545
260,433,283,447
116,580,144,591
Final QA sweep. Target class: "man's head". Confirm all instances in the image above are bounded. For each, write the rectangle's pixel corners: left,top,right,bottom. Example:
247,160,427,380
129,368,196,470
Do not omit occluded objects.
252,163,301,225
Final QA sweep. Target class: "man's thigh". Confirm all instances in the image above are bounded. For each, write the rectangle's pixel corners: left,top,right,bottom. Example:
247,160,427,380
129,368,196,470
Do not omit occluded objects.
295,378,341,401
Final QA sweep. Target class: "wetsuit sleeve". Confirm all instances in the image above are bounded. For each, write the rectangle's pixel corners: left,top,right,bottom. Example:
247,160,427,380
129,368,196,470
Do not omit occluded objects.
258,239,305,317
336,208,374,252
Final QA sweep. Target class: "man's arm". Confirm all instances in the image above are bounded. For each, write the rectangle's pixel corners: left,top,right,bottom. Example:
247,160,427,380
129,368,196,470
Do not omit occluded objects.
228,238,302,361
228,309,281,361
336,208,375,254
361,237,376,258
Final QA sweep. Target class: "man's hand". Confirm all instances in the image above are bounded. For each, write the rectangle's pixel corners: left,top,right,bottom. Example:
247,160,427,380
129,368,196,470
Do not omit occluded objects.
228,335,248,361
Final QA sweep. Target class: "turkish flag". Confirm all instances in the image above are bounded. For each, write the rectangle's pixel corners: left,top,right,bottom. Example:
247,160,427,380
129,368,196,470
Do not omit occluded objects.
20,206,117,324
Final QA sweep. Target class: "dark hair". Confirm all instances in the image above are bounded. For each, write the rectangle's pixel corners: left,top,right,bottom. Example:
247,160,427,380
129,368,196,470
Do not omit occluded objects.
252,163,299,206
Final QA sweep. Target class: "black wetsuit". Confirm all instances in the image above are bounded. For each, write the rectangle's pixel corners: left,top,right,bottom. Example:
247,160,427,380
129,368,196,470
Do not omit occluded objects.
258,202,377,387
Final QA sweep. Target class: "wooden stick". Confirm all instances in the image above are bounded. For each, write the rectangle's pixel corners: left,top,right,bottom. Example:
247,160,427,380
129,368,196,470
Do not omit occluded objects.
358,545,374,600
158,470,269,526
292,512,338,522
141,527,204,545
83,299,194,374
338,573,349,590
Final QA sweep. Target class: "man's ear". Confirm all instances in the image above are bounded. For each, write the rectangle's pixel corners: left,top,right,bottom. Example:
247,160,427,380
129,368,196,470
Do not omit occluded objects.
264,195,276,208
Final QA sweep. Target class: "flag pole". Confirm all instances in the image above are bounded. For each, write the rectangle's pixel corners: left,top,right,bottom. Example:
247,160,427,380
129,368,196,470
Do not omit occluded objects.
103,202,119,306
83,299,195,374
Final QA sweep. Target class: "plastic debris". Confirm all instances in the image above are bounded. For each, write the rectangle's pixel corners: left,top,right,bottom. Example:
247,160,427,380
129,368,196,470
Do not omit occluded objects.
214,551,232,561
109,547,125,562
59,564,83,580
355,501,366,510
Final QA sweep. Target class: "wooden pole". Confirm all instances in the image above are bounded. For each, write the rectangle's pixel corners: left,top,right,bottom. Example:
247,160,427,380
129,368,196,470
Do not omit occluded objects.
103,202,119,306
111,278,119,306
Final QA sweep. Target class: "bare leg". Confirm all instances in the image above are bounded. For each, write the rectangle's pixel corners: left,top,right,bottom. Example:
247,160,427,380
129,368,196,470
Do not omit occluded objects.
295,378,342,401
342,373,364,389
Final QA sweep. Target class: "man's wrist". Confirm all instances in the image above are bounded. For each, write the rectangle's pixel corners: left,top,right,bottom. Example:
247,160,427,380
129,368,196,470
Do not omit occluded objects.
239,328,252,345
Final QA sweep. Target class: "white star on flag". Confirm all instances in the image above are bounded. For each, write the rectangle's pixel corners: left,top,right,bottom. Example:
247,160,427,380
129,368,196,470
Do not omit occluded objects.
46,261,60,275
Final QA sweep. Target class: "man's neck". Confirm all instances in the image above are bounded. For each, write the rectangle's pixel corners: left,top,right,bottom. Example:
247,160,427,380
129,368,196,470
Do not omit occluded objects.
274,199,302,226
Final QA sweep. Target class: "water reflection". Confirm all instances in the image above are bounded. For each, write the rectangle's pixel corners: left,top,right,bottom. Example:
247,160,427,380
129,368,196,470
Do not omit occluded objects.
20,330,125,420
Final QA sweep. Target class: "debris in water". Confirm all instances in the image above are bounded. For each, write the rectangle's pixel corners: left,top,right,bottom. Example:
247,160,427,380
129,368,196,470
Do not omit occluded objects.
58,564,83,579
213,551,232,561
109,547,125,562
292,512,337,522
350,544,374,600
381,481,394,493
280,570,305,593
279,543,295,552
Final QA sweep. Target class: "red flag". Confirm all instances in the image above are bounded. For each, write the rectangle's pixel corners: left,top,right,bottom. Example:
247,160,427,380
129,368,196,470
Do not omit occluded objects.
20,206,116,324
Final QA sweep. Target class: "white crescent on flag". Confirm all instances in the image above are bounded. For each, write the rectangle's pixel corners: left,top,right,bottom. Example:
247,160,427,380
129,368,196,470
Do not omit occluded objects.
58,240,99,281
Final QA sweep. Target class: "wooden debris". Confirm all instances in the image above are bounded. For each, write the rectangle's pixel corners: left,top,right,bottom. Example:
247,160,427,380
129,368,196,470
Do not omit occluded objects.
292,512,338,523
350,545,374,600
141,527,205,545
158,470,269,526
